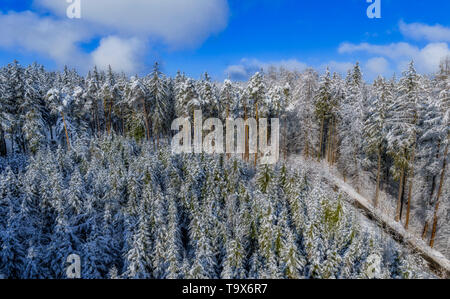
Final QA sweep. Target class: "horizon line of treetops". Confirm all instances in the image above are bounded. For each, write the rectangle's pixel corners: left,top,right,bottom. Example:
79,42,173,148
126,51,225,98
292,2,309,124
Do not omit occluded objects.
0,56,449,253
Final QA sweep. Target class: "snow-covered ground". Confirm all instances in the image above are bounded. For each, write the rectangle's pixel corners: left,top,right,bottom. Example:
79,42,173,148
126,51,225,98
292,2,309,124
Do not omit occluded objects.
289,155,450,278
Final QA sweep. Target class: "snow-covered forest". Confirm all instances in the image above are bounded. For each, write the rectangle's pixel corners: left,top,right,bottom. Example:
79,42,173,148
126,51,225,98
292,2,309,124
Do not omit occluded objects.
0,58,448,279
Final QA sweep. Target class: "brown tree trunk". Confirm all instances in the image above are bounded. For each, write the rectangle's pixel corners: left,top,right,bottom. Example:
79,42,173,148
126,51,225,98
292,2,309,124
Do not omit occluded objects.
318,116,324,161
226,105,230,160
423,140,441,240
254,102,258,167
107,102,112,135
405,149,416,230
422,221,429,240
395,166,405,222
283,115,287,161
354,152,360,193
244,104,249,162
430,142,448,248
142,99,150,141
61,111,71,150
374,147,382,208
328,118,334,164
332,121,337,165
0,127,6,157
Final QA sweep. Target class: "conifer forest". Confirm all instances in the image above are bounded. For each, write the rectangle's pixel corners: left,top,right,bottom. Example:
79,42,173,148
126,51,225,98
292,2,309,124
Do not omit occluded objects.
0,58,448,279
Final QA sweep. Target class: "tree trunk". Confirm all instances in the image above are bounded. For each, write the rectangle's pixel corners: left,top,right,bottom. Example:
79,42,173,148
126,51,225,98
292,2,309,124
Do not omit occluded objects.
142,100,150,141
254,102,258,167
283,115,287,161
121,108,125,136
326,120,331,164
244,104,249,161
423,140,441,240
318,116,324,161
354,151,360,193
108,102,112,135
395,166,405,222
0,127,6,157
374,147,382,208
331,120,338,165
305,139,309,159
49,124,54,141
429,142,449,248
226,105,230,160
61,111,71,150
331,119,337,165
405,148,416,230
422,221,429,240
328,118,334,164
95,107,100,136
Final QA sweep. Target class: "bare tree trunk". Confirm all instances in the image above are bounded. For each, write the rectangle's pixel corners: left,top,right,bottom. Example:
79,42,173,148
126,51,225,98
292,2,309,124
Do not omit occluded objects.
395,166,405,222
61,111,71,150
142,100,150,141
244,104,249,162
95,107,100,137
226,105,230,160
0,127,6,157
423,140,442,240
327,118,334,164
332,121,338,165
374,147,382,208
318,116,324,161
107,102,112,135
283,115,287,161
254,102,258,167
430,142,448,248
121,108,126,136
405,148,416,230
422,221,429,240
354,152,360,193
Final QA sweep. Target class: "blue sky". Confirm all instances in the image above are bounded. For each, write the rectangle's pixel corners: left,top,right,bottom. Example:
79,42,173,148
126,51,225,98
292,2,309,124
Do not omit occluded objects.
0,0,449,81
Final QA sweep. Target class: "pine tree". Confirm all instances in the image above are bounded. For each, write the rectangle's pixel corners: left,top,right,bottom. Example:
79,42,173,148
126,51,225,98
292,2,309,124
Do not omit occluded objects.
339,64,365,189
147,62,169,146
387,61,421,225
364,76,392,207
247,72,266,165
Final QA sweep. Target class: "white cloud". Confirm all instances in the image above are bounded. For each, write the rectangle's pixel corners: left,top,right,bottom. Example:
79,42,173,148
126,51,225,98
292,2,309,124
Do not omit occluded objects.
338,41,450,74
417,43,450,73
339,42,419,60
225,58,308,80
365,57,390,76
322,61,354,74
0,11,91,67
0,1,229,74
91,36,146,74
400,21,450,42
34,0,229,49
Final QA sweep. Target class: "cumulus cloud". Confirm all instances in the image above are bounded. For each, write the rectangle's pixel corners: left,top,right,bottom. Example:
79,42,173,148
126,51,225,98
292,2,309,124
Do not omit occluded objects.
34,0,229,48
322,61,354,74
365,57,390,77
400,20,450,42
339,42,419,60
0,11,91,67
91,36,147,74
225,58,308,80
338,41,450,74
0,1,229,74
